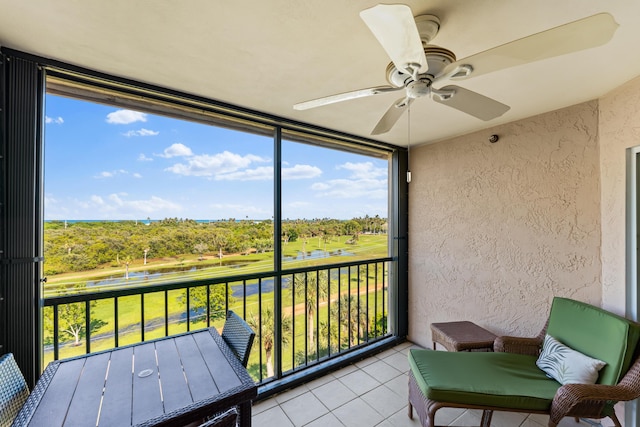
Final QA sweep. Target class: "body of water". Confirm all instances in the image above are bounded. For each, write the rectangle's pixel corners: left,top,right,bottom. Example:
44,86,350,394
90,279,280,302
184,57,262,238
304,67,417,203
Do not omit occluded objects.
85,260,256,287
75,249,356,296
85,268,291,298
283,249,354,261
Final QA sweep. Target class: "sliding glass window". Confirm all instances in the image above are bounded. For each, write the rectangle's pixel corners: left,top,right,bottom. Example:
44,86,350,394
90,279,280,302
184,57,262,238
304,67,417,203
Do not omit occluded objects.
41,75,395,382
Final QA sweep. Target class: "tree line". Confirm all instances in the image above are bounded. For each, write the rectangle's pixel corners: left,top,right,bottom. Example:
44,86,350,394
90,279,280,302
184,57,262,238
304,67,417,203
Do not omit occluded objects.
44,216,387,275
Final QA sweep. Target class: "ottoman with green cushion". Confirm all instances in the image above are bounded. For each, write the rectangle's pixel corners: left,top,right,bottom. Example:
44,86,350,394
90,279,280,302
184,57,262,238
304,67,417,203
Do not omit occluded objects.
408,349,560,411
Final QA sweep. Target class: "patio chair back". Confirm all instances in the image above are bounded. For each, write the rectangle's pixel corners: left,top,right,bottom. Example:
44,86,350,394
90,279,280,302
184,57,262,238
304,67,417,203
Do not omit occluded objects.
0,353,29,427
222,311,255,367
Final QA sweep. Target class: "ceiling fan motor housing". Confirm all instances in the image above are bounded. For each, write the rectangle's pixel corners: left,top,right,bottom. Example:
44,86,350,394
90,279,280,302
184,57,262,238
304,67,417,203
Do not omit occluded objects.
424,47,457,77
386,46,456,87
415,14,441,45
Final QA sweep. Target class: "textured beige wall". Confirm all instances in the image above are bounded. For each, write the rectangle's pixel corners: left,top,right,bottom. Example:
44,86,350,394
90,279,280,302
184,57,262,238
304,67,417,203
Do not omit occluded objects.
599,75,640,316
408,101,603,347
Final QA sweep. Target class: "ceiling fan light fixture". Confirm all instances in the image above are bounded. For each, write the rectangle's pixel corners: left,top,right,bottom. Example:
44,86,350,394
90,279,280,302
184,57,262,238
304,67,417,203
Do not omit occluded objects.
406,79,432,98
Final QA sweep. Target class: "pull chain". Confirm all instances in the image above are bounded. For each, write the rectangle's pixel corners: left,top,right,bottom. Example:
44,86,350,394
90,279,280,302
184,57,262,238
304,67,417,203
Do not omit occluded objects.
407,105,412,183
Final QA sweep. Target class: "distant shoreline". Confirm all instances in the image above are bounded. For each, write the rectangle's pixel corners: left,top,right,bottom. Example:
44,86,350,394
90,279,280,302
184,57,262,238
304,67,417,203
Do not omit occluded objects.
44,218,384,223
44,219,269,223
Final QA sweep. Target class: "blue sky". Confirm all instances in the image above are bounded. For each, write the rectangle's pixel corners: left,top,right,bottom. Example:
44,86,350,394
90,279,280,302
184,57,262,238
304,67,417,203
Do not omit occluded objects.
44,94,388,220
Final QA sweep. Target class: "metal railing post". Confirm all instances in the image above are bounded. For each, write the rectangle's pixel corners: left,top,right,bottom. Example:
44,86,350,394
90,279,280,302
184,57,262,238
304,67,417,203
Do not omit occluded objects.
273,127,283,379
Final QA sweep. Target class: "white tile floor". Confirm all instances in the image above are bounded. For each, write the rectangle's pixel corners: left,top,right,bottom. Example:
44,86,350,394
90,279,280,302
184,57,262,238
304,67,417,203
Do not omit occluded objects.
251,342,600,427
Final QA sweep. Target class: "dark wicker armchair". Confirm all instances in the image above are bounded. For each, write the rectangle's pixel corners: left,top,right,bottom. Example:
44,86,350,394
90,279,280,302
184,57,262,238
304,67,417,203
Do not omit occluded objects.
0,353,30,427
221,311,256,367
408,298,640,427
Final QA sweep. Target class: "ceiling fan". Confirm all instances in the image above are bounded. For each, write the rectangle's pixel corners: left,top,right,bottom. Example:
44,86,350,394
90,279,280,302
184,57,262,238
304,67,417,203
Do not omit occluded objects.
293,4,618,135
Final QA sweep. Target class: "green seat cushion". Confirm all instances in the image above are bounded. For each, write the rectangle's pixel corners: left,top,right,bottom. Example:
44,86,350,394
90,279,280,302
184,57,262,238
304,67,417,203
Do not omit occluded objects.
409,349,560,411
547,297,640,385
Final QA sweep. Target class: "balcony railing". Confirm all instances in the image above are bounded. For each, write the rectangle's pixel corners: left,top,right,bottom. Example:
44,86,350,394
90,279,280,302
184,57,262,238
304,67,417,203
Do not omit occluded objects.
43,257,393,384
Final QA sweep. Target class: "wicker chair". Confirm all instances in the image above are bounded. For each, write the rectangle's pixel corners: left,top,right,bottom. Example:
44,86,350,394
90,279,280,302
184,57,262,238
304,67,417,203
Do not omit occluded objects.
198,408,238,427
408,298,640,427
0,353,30,427
495,330,640,427
221,311,255,367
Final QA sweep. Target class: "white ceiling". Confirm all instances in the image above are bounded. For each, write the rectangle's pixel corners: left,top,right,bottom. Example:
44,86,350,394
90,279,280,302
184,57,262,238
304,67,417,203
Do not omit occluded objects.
1,1,639,147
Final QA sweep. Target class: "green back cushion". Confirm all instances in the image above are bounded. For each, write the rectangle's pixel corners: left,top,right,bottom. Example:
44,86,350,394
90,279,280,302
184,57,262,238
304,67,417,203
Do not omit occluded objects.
546,297,640,385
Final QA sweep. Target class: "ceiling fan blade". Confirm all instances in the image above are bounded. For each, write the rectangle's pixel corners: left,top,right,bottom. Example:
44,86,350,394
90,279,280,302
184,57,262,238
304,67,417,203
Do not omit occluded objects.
360,4,427,75
432,85,510,121
443,13,618,80
371,97,414,135
294,86,401,110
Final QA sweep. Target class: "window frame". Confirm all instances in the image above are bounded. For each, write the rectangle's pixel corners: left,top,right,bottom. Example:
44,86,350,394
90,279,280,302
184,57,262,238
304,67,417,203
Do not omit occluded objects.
0,47,409,390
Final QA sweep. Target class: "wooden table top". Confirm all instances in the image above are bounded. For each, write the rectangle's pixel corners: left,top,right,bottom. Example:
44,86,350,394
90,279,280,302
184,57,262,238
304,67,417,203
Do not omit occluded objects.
13,328,257,427
431,321,497,351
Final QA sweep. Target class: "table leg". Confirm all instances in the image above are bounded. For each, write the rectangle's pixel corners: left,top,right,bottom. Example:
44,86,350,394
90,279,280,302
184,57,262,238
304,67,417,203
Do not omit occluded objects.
238,401,252,427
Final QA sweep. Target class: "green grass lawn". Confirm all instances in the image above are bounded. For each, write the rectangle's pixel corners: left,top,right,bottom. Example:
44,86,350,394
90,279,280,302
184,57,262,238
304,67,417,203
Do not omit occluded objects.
44,234,389,367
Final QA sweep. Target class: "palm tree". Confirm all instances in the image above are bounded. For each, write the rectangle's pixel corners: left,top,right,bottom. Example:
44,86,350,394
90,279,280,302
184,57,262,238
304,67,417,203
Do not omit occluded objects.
333,294,368,347
317,318,340,357
122,255,133,280
248,307,291,378
210,228,229,266
294,271,329,352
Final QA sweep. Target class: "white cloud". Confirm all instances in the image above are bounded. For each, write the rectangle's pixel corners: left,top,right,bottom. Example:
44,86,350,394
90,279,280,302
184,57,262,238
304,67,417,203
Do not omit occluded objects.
106,109,147,124
44,194,75,218
209,203,271,217
198,162,320,181
45,192,183,220
157,143,193,158
123,128,159,137
283,164,322,180
138,154,153,162
90,195,105,205
216,166,273,181
305,162,387,201
91,194,182,215
312,182,330,191
337,161,387,179
44,194,58,204
165,150,269,177
288,201,311,208
45,116,64,124
94,169,140,179
311,177,387,199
